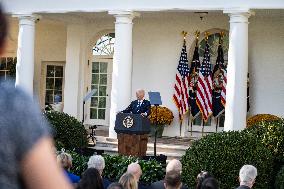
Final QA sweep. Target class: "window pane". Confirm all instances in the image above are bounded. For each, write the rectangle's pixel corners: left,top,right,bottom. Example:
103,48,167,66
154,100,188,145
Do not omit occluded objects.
55,78,63,90
47,66,55,77
91,97,98,107
193,115,202,126
54,91,62,103
45,90,54,104
55,66,63,77
204,118,211,126
0,71,5,77
92,62,99,73
98,97,106,108
100,63,107,73
100,74,107,85
0,57,6,70
6,57,13,70
92,74,99,84
46,78,54,89
91,85,98,96
99,86,107,96
90,108,97,119
98,109,105,119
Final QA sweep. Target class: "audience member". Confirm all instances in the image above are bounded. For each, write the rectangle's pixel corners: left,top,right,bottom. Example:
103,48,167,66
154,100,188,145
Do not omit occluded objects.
164,171,182,189
0,5,72,189
77,168,104,189
119,173,138,189
88,155,111,189
200,177,219,189
151,159,188,189
237,165,257,189
196,171,212,189
127,163,142,182
57,151,80,184
107,182,124,189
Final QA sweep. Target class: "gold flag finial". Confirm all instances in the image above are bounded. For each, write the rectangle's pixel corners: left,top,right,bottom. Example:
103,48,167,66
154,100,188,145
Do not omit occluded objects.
182,31,188,40
219,31,225,44
195,30,200,46
205,31,210,41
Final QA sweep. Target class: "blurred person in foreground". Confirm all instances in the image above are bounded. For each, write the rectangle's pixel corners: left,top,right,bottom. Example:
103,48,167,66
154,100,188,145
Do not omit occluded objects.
87,155,111,189
196,171,212,189
107,182,124,189
119,173,138,189
57,151,80,184
0,4,72,189
77,168,104,189
164,171,182,189
200,177,219,189
150,159,188,189
236,165,257,189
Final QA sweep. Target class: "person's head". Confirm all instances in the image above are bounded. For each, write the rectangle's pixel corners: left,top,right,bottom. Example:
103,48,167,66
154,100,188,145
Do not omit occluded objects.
239,165,257,188
107,182,124,189
77,168,104,189
136,89,145,100
56,151,72,170
164,171,182,189
196,171,212,189
87,155,105,176
119,173,137,189
127,162,142,181
166,159,182,174
0,5,8,55
200,177,219,189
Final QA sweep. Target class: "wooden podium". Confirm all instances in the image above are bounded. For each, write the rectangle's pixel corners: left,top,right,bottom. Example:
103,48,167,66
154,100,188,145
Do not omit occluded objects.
115,113,151,157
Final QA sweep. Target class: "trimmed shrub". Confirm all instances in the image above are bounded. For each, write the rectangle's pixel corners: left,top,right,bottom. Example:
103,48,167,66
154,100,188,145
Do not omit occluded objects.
244,119,284,161
275,166,284,189
181,131,274,189
103,154,164,185
68,150,89,176
45,111,88,150
247,114,281,128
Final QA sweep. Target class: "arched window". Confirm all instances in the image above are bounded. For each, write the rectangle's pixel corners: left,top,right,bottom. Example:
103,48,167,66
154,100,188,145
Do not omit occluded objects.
192,30,229,128
92,33,115,56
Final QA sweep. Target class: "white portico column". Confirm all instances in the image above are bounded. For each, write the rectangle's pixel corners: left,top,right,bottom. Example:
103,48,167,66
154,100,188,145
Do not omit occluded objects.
15,15,37,97
224,10,251,131
108,11,138,138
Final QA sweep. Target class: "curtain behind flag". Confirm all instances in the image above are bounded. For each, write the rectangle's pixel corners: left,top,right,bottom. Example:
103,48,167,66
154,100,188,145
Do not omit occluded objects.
189,46,200,119
173,41,190,121
212,44,226,117
196,41,213,122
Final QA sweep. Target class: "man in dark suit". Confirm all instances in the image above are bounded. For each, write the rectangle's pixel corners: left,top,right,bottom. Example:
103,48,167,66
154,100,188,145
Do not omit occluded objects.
122,89,151,117
150,159,188,189
236,165,257,189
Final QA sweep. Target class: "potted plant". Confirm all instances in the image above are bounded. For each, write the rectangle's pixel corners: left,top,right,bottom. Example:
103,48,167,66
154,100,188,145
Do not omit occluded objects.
148,106,174,138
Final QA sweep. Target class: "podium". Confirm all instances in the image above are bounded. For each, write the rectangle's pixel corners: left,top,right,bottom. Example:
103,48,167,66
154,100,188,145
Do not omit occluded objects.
115,113,150,157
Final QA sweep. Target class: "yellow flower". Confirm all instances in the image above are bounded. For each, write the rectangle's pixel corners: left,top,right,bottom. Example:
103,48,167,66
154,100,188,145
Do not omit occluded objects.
246,114,281,128
148,106,174,125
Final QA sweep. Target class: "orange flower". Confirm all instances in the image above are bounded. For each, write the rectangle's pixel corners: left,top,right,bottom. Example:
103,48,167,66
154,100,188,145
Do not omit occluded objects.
148,106,174,125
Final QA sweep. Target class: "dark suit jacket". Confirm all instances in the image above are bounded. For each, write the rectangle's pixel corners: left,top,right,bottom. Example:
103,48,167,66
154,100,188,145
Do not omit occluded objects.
122,99,151,116
150,180,188,189
236,185,250,189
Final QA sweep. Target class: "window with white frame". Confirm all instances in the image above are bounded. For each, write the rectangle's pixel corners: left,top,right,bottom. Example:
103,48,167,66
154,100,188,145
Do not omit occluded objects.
0,57,16,80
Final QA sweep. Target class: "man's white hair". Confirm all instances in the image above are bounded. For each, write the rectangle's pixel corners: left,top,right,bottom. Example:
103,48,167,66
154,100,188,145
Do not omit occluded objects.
239,165,257,186
166,159,182,173
87,155,105,171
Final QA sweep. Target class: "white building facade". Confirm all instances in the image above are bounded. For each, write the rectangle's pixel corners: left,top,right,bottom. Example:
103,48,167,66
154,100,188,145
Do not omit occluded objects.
2,0,284,138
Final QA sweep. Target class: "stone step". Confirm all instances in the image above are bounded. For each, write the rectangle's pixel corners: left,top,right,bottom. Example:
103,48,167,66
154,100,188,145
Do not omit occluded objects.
89,136,190,160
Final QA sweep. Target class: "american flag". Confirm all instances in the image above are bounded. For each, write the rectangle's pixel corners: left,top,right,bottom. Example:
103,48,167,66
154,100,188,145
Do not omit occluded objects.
196,41,213,122
173,41,190,121
221,69,227,106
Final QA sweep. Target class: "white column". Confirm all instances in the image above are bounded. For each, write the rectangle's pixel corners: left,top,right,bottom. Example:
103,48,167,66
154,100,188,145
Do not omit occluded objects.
63,25,84,118
224,9,251,131
15,14,37,97
108,11,138,138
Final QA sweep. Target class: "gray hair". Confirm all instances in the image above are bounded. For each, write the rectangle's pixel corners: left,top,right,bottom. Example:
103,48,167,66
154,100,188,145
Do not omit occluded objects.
87,155,105,172
166,159,182,173
239,165,257,186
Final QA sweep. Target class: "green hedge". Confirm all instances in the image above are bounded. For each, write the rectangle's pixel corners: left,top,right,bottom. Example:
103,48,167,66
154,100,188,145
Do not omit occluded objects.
68,152,165,185
181,131,274,189
275,166,284,189
45,111,88,150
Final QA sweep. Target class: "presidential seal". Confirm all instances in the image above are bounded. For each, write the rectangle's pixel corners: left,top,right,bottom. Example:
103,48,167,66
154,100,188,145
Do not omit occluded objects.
123,116,134,128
